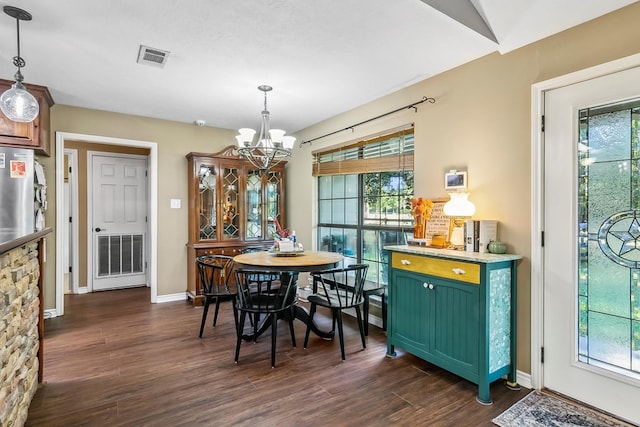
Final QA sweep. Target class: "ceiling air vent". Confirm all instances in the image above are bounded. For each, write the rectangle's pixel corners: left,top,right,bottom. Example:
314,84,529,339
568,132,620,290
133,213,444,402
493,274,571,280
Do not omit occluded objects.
137,45,170,68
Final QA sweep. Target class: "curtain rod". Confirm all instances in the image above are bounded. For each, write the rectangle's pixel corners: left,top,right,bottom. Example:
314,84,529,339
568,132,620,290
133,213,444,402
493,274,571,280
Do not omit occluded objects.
300,96,435,146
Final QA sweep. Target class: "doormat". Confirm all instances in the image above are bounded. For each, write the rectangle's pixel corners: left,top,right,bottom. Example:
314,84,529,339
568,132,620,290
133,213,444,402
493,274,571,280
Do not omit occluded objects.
492,390,634,427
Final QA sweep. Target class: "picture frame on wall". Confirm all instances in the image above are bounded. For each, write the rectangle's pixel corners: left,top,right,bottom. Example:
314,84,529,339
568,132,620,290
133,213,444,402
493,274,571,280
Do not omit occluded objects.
444,170,467,190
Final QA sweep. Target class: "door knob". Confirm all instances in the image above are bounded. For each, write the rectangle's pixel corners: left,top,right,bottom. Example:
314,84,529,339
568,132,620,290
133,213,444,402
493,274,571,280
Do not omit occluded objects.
95,227,106,232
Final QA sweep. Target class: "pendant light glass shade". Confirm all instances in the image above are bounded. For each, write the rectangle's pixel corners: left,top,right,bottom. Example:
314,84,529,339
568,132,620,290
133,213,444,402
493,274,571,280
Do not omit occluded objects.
0,80,38,123
1,6,39,123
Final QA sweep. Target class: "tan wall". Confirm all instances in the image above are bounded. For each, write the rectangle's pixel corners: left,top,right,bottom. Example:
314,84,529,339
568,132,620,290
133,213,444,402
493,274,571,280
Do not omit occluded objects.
287,3,640,375
38,3,640,377
64,141,150,287
42,106,236,306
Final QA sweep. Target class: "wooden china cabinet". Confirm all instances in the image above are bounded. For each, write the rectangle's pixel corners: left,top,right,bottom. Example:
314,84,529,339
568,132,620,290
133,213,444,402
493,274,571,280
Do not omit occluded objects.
186,146,286,303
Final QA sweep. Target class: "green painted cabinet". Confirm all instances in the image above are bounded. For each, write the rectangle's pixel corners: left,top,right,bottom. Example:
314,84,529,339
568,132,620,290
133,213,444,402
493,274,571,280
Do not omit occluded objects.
385,246,521,404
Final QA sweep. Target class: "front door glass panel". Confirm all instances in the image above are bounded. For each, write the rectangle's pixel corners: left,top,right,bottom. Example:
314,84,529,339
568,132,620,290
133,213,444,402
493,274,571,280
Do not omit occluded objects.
578,98,640,379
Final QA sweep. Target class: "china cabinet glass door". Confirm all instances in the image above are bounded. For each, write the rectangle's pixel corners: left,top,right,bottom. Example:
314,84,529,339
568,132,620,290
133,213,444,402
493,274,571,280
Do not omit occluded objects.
246,170,262,239
245,169,283,240
221,165,240,240
266,170,282,239
198,164,216,240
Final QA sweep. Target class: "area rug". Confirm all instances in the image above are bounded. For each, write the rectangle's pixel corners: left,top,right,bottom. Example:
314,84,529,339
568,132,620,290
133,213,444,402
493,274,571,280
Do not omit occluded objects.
492,390,634,427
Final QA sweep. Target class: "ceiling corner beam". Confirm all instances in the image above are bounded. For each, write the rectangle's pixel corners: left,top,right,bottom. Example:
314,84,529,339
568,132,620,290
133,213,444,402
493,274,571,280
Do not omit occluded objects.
419,0,497,43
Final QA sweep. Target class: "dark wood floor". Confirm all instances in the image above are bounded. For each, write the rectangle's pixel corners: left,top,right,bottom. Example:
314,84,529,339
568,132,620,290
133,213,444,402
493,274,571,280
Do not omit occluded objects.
27,287,529,426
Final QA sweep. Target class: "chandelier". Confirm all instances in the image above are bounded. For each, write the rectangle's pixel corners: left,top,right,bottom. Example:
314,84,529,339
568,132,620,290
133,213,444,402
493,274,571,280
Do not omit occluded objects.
236,85,295,171
0,6,39,123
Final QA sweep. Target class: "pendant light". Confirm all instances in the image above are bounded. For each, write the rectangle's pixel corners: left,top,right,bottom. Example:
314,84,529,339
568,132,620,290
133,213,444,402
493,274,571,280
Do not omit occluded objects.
236,85,294,171
0,6,39,123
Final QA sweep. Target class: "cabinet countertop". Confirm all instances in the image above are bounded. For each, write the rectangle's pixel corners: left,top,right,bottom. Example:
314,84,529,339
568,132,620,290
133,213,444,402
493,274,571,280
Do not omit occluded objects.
384,244,522,264
0,228,52,254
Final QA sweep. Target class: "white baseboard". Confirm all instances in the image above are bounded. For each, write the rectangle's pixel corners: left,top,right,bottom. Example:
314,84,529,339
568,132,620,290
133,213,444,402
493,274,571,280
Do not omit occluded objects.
44,309,58,319
155,292,188,303
516,370,532,389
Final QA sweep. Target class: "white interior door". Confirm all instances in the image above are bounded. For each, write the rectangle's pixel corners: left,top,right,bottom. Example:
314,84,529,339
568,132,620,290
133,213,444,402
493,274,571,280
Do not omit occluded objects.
544,66,640,424
91,153,148,291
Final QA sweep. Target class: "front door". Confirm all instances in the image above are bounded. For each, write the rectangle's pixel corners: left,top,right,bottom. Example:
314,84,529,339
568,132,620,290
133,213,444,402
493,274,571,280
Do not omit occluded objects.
90,153,148,291
544,66,640,424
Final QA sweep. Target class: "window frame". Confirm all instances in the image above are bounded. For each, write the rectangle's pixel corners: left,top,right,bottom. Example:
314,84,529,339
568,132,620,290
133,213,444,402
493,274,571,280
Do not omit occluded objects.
315,128,414,289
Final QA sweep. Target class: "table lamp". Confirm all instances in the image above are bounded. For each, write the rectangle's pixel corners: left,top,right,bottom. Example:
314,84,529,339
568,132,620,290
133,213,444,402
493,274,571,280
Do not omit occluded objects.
443,192,475,249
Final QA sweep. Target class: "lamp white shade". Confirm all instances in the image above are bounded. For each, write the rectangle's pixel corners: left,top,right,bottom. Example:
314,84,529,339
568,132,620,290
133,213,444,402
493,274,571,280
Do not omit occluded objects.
443,192,476,217
0,82,39,123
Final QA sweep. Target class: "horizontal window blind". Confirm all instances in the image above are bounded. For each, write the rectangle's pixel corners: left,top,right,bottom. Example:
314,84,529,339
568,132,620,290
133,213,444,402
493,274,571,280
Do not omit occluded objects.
312,127,414,176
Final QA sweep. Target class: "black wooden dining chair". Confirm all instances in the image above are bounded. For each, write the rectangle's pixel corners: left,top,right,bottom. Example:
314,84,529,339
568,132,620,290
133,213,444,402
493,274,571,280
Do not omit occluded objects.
196,255,237,338
304,264,369,360
234,269,297,368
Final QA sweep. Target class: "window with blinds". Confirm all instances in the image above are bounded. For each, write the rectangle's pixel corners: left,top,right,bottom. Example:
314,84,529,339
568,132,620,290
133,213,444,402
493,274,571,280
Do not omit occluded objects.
315,127,415,301
312,128,414,176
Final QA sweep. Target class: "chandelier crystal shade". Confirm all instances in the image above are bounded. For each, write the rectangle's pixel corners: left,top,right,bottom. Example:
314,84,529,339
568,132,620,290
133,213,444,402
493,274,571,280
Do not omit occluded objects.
236,85,294,171
0,6,39,123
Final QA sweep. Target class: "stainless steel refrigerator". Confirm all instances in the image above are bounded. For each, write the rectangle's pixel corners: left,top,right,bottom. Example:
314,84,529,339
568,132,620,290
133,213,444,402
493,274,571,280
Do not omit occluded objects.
0,147,34,244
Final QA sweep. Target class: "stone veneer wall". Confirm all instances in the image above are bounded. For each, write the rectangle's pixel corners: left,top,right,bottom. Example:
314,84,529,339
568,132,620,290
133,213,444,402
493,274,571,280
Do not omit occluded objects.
0,242,40,427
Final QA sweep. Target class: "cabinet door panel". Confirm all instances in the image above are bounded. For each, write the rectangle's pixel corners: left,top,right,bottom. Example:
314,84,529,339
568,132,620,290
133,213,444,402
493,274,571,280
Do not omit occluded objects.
0,116,32,139
265,169,283,239
245,170,263,239
430,278,479,376
390,271,429,353
198,163,217,241
220,164,241,240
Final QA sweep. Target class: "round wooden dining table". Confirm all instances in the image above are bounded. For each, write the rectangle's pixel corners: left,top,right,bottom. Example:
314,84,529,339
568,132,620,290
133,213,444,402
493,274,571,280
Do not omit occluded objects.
233,250,343,273
233,250,344,339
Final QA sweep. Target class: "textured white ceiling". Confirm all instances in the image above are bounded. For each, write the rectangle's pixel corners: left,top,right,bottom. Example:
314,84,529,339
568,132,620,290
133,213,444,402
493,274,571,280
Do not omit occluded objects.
0,0,636,133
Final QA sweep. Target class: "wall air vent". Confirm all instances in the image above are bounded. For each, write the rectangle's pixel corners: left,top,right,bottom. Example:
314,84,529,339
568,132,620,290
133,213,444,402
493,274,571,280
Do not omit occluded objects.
137,45,170,68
